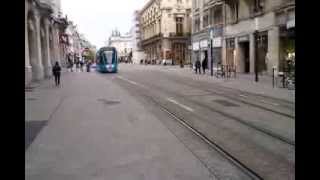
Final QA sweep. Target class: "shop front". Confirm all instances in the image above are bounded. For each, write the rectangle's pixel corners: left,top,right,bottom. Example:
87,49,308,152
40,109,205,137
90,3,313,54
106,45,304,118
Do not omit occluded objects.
278,9,295,75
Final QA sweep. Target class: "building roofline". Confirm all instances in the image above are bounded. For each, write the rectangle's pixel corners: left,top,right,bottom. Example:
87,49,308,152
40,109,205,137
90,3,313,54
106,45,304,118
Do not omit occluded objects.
141,0,157,13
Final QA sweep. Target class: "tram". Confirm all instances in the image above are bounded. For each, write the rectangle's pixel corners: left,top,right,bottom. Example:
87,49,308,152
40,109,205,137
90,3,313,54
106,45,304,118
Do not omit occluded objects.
96,47,118,73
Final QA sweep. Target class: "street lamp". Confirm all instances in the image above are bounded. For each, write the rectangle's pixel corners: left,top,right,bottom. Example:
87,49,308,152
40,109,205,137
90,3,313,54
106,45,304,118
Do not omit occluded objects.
254,18,259,82
210,28,213,76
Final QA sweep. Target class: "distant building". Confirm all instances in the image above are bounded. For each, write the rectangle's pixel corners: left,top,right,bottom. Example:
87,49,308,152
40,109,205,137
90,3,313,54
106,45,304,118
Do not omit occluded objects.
131,10,146,64
108,29,133,60
65,21,81,61
140,0,192,65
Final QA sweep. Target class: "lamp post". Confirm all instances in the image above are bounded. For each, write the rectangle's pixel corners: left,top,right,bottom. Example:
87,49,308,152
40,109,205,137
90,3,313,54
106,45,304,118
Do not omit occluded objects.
210,28,214,76
254,18,259,82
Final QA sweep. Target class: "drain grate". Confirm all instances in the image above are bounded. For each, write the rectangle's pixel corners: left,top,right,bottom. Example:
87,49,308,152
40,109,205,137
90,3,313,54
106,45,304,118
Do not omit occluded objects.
97,98,120,106
213,99,239,107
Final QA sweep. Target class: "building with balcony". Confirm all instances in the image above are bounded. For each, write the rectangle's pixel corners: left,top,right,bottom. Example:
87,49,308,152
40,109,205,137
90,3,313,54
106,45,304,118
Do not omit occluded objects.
191,0,224,69
191,0,295,77
223,0,295,75
140,0,192,65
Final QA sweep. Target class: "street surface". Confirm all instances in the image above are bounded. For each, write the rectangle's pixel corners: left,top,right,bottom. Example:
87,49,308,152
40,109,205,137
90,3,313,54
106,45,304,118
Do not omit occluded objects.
26,64,295,180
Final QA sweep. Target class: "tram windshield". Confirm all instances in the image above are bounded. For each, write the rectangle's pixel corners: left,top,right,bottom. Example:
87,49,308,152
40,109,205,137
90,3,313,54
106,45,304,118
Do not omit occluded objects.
103,51,114,64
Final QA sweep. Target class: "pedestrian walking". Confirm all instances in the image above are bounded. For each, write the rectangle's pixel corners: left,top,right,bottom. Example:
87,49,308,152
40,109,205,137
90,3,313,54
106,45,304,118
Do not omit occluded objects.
202,54,207,74
86,61,91,72
52,61,61,86
195,58,201,74
67,56,73,72
76,60,80,72
80,59,84,72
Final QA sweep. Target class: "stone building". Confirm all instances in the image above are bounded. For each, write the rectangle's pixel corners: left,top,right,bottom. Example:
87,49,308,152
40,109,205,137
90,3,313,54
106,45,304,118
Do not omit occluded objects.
140,0,192,65
191,0,224,69
131,10,146,64
191,0,295,76
223,0,295,75
26,0,68,85
108,29,133,60
65,22,82,62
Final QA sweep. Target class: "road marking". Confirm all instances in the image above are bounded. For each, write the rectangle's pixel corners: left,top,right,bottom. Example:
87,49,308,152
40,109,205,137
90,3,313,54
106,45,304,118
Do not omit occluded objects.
239,94,248,98
260,100,279,106
117,76,139,85
117,76,146,88
167,98,194,112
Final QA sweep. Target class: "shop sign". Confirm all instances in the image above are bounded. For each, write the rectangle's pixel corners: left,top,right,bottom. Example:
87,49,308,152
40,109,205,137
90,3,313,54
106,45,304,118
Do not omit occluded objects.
200,40,208,48
238,35,249,42
192,42,200,50
212,37,222,47
209,28,214,39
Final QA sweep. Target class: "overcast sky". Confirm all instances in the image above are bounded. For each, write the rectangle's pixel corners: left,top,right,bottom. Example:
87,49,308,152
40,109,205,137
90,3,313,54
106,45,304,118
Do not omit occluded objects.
61,0,149,48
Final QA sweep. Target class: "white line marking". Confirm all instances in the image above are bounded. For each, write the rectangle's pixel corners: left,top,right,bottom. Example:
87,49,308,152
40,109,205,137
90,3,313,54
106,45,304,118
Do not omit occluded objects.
239,94,248,98
117,76,146,88
167,98,194,112
260,100,279,106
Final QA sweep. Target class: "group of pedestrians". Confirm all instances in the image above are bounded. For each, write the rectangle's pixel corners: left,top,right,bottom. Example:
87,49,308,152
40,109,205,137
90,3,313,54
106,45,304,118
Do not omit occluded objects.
67,58,87,72
51,58,93,87
195,54,208,75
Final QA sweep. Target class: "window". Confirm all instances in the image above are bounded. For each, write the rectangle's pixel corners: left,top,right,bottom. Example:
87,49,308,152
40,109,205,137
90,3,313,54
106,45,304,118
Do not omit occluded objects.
176,17,183,35
213,5,223,25
253,0,265,13
203,13,209,28
194,16,200,32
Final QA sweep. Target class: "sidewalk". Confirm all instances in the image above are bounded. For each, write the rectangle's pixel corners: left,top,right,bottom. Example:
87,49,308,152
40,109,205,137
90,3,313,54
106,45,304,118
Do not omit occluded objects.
134,64,295,103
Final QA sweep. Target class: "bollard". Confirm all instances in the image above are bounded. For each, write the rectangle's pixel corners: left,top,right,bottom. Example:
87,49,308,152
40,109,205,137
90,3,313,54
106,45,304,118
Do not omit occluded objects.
272,67,275,88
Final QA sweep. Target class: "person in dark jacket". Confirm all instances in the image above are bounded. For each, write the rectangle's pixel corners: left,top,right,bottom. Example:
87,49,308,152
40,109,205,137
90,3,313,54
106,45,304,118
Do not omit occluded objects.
195,58,201,74
52,61,61,86
202,54,208,74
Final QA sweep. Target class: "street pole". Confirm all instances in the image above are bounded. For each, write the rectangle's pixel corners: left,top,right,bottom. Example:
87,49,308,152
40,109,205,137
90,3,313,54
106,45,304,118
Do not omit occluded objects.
211,39,213,76
254,30,259,82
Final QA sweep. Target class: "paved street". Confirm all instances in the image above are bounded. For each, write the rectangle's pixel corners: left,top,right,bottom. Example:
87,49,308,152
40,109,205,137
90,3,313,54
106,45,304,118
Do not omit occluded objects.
26,64,295,180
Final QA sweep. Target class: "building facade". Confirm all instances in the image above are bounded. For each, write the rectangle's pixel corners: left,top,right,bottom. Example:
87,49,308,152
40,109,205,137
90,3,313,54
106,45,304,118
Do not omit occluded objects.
191,0,295,76
26,0,68,85
140,0,192,65
108,29,133,60
223,0,295,76
191,0,224,69
65,22,82,62
131,10,146,64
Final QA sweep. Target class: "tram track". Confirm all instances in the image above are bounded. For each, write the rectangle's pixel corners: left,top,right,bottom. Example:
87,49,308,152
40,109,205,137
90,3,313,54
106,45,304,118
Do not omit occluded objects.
166,75,295,119
114,74,294,180
123,76,295,146
145,94,263,180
